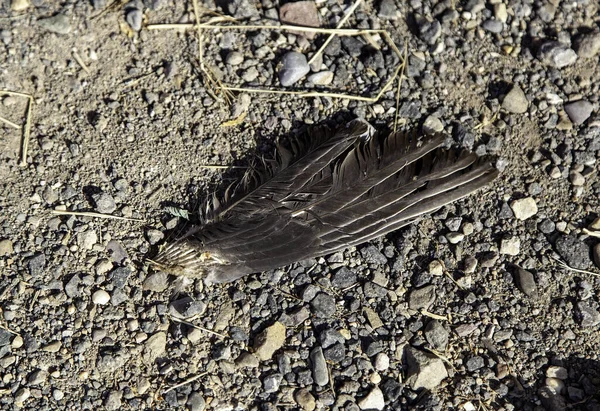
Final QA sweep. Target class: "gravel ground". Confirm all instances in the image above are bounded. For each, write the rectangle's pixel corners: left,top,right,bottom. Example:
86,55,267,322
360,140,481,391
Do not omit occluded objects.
1,0,600,410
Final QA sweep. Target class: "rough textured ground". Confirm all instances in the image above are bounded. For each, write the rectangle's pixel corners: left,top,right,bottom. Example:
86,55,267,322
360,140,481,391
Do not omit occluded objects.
1,0,600,410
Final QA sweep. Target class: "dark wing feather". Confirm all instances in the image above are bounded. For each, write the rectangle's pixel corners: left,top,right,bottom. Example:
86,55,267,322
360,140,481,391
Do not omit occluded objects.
152,125,497,283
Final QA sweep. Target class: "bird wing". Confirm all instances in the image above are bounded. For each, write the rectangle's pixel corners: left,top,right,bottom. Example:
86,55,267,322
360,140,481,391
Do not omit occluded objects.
151,124,497,283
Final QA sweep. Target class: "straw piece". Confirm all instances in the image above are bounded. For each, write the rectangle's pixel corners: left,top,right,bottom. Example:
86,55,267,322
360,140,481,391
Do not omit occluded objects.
72,51,91,74
308,0,363,66
163,372,209,395
0,115,21,130
51,209,144,222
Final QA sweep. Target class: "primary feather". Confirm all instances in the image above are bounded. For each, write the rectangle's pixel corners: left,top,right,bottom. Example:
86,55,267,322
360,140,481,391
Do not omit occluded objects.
152,122,498,284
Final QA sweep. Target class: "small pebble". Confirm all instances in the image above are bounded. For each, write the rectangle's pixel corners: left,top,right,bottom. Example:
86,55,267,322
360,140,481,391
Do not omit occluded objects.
500,236,520,255
422,115,444,134
564,100,594,125
515,268,538,298
0,239,13,256
11,0,29,12
446,232,464,244
374,353,390,371
226,51,244,66
92,290,111,305
358,387,385,410
310,347,329,386
38,14,71,35
510,197,538,220
546,377,565,395
279,52,310,86
307,71,334,85
126,9,143,31
428,260,444,276
92,192,116,214
295,388,316,411
569,170,585,186
546,365,568,380
575,33,600,58
537,41,577,68
502,85,528,114
279,1,320,40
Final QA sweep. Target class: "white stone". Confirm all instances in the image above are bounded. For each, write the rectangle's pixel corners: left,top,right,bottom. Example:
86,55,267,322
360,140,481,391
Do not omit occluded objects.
510,197,538,220
446,232,464,244
358,387,385,410
500,237,520,255
546,365,568,379
92,290,110,305
546,377,565,394
374,353,390,371
11,0,29,11
428,260,444,276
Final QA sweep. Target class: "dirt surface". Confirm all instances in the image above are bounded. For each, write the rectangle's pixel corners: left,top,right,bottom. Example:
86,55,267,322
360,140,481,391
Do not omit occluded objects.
1,0,600,410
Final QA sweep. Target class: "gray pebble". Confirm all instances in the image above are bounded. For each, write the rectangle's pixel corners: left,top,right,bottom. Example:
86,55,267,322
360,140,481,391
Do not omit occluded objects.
416,16,441,44
242,66,259,82
482,19,503,33
555,235,591,269
226,51,244,66
537,41,578,68
310,347,329,386
378,0,397,19
78,230,97,250
510,197,538,220
310,293,336,318
360,245,387,264
405,347,448,390
538,219,555,234
279,52,310,87
110,267,131,289
146,229,164,245
564,100,594,125
104,390,123,411
502,85,528,114
569,170,585,186
575,33,600,58
422,115,444,134
515,268,538,298
187,392,206,411
37,14,71,35
92,192,117,214
466,355,485,371
577,302,600,327
408,285,436,310
263,373,283,393
142,272,169,292
42,186,58,204
307,71,334,85
107,240,128,264
64,275,81,298
319,328,345,348
27,253,46,277
14,388,30,405
28,369,48,385
169,297,206,318
332,266,357,288
424,320,449,350
341,36,364,57
52,389,65,401
126,9,143,31
0,330,13,346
